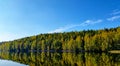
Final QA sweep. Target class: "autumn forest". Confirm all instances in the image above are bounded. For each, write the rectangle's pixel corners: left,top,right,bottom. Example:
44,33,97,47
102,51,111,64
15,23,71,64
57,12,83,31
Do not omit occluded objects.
0,26,120,52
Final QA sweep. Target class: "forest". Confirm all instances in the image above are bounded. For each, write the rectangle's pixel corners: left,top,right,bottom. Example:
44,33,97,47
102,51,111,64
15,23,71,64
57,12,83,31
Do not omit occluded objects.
0,26,120,52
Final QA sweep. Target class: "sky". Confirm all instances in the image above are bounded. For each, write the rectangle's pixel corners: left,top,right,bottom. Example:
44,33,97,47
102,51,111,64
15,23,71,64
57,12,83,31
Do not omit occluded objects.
0,0,120,42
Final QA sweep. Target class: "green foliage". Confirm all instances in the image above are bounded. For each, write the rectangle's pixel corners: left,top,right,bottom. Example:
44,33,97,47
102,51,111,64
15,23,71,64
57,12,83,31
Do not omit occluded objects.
0,26,120,52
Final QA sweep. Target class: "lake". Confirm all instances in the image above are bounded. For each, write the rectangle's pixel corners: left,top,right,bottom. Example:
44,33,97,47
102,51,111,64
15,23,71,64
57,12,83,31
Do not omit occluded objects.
0,52,120,66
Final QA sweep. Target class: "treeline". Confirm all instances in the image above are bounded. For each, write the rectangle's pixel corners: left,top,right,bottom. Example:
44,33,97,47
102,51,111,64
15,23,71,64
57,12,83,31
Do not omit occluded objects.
0,26,120,52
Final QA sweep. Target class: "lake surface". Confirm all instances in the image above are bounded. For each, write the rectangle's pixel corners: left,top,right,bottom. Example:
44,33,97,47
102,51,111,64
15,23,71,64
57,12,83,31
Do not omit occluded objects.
0,59,28,66
0,52,120,66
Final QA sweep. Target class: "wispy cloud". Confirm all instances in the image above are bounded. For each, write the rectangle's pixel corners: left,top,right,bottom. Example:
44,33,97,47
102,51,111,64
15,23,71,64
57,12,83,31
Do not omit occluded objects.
107,15,120,21
107,9,120,21
48,24,79,33
81,19,102,26
48,19,102,33
111,10,120,15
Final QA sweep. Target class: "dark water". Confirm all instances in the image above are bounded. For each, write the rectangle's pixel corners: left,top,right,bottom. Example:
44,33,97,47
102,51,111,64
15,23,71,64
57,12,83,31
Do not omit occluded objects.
0,52,120,66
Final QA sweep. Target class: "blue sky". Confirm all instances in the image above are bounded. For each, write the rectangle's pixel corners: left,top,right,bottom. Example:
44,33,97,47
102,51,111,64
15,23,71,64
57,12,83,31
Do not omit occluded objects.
0,0,120,41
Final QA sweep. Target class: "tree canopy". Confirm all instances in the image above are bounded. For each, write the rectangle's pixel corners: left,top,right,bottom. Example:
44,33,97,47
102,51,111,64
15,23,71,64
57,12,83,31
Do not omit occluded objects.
0,26,120,52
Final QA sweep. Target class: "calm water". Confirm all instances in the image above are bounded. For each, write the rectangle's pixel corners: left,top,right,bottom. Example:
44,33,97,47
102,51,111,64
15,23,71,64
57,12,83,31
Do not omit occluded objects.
0,52,120,66
0,59,28,66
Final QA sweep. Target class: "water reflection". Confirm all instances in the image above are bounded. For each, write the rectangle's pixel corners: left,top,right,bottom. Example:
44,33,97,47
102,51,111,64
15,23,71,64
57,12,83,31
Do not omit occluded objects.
0,52,120,66
0,59,28,66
